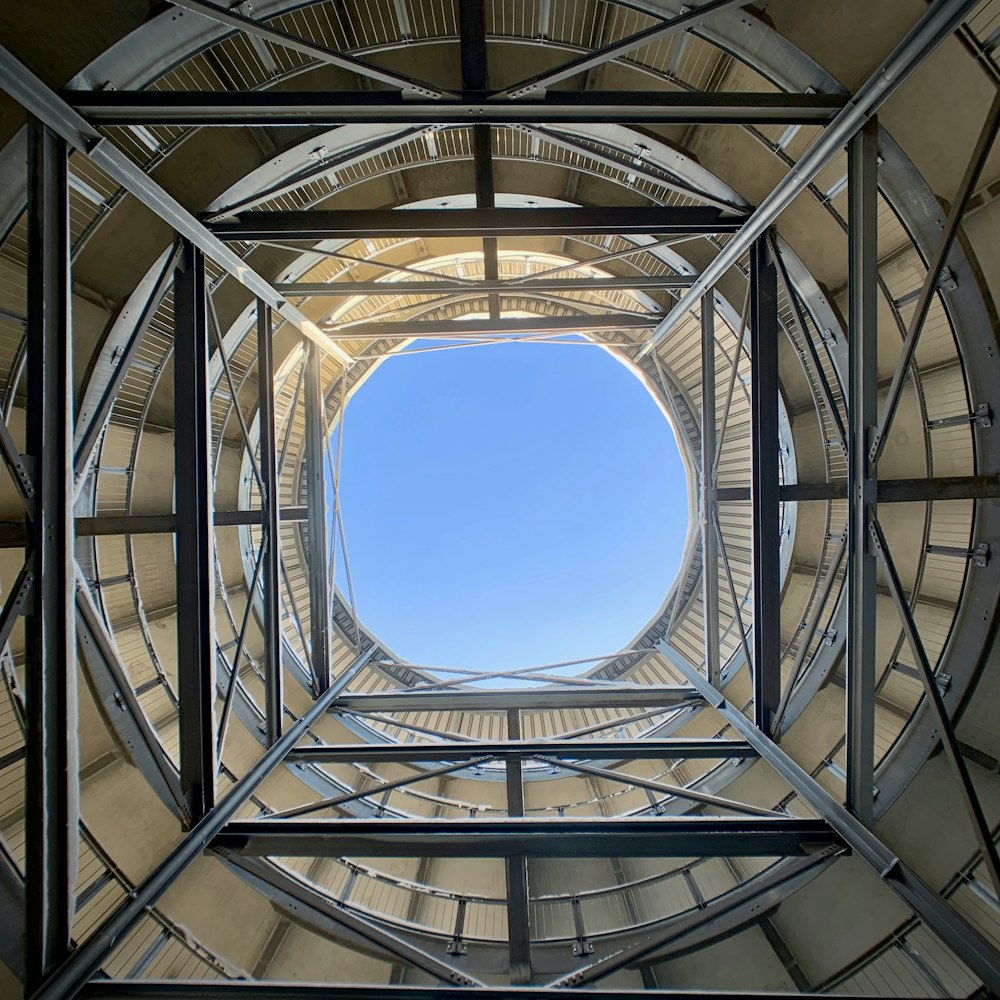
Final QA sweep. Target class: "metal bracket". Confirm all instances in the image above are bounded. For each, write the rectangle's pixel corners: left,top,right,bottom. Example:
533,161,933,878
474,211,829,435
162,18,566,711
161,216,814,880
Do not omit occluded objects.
937,266,958,292
446,898,468,956
927,402,992,430
571,897,595,956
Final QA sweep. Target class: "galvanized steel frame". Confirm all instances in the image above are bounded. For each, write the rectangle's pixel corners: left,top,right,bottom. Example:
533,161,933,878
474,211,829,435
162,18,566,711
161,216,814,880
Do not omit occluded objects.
5,0,1000,994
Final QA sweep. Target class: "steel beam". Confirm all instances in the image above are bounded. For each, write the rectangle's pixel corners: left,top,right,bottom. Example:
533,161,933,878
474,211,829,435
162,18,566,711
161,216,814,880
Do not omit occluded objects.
0,45,353,365
74,243,180,481
72,507,310,536
24,119,76,992
330,686,701,713
701,289,720,688
66,90,851,126
871,86,1000,464
76,579,187,819
221,855,484,986
552,850,842,987
504,709,531,984
750,239,780,737
30,651,375,1000
213,817,843,858
715,475,1000,503
167,0,445,98
0,410,34,514
846,119,879,827
498,0,745,98
287,738,756,764
325,315,661,340
536,757,777,817
82,982,870,999
667,651,1000,996
209,206,742,240
173,240,216,823
869,518,1000,897
276,276,697,296
258,300,282,746
304,342,331,693
637,0,982,358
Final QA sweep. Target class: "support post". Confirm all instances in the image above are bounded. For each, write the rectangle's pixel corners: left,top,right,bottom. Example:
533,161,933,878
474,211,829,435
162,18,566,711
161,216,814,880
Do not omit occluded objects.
750,238,780,737
304,342,331,692
24,118,77,992
174,239,216,823
258,300,282,745
459,0,498,318
700,289,720,688
846,118,879,826
505,709,531,984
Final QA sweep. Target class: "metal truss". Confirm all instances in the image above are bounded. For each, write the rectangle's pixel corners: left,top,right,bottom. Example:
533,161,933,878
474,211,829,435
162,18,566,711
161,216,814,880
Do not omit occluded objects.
3,0,1000,996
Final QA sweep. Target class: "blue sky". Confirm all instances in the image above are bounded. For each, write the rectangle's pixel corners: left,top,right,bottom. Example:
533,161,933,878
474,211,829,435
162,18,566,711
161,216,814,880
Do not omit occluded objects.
331,338,688,674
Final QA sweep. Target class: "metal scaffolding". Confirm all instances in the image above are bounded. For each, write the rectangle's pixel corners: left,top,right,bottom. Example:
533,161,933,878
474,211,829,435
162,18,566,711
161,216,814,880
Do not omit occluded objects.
2,0,1000,996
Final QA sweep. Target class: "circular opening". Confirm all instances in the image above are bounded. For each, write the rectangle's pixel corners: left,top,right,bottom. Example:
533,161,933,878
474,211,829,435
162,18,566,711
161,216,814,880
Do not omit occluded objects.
332,338,689,673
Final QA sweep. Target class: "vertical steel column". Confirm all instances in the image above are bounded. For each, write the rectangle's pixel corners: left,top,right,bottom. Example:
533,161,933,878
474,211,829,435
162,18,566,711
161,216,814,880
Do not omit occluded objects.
750,238,780,737
474,125,500,320
700,289,720,688
174,239,216,824
257,300,282,745
24,118,77,992
459,0,499,319
505,708,531,984
304,342,331,692
846,119,879,827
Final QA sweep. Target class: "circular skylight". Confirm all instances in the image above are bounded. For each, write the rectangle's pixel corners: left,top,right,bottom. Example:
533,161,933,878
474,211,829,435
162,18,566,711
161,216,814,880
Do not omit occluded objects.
331,336,689,675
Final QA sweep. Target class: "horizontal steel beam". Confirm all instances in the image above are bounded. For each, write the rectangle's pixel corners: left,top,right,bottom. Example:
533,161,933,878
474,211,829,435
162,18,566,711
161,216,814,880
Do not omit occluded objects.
83,982,871,999
714,475,1000,503
276,275,697,295
286,738,756,764
326,315,660,340
209,207,744,240
76,508,309,537
214,817,842,858
64,90,850,126
331,686,701,712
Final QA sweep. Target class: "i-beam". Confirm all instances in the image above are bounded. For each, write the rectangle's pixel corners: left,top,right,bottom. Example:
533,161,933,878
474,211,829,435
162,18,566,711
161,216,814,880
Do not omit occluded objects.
286,738,757,763
213,817,843,858
64,91,851,126
208,207,744,240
